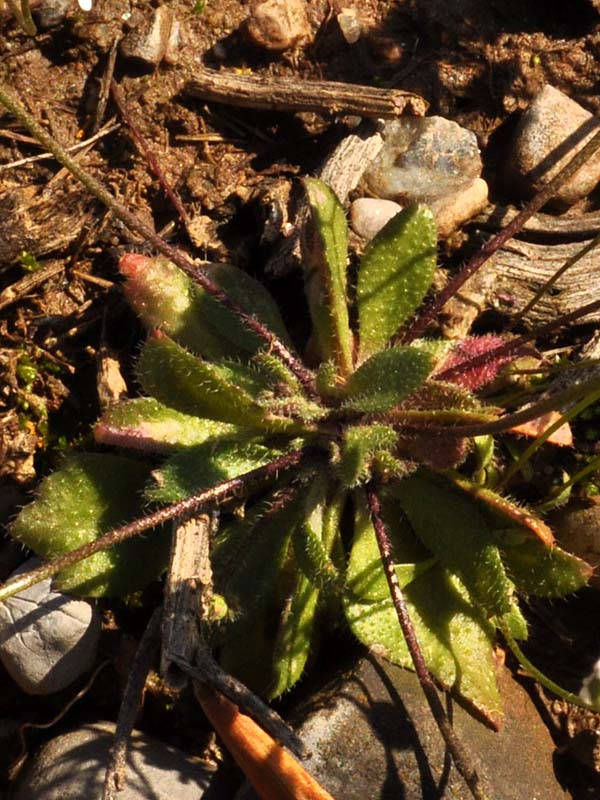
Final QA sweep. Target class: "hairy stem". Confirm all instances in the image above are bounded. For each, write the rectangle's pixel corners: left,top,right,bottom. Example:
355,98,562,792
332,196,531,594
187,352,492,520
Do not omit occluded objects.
0,81,317,397
404,126,600,342
0,450,306,604
392,373,600,438
366,487,489,800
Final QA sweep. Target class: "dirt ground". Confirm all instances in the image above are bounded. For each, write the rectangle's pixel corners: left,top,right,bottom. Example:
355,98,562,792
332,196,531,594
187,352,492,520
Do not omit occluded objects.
2,0,600,797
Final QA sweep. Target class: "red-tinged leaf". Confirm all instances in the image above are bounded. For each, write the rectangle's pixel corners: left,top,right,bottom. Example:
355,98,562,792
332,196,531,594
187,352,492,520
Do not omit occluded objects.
436,335,520,390
194,684,335,800
509,411,573,447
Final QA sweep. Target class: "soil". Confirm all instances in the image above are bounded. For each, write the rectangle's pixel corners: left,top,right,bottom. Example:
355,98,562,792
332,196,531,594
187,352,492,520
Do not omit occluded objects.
1,0,600,798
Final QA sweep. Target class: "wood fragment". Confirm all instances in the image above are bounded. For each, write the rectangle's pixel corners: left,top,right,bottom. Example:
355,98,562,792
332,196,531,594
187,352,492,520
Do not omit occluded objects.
477,204,600,239
194,683,334,800
185,68,428,119
0,260,64,311
161,513,216,687
439,236,600,338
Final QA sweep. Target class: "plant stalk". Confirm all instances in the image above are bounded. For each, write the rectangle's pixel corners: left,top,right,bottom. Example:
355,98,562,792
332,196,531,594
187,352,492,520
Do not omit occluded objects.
0,81,317,398
0,450,306,604
366,487,489,800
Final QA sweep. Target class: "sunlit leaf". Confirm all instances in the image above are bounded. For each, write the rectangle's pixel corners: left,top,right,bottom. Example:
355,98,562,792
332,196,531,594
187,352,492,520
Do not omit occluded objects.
11,454,170,596
344,495,502,727
357,205,437,361
147,439,283,502
95,397,239,452
343,346,434,412
136,335,294,431
392,474,514,617
302,178,354,376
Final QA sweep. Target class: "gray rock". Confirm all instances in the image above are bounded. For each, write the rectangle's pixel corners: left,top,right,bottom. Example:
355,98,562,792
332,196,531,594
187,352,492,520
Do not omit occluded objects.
549,502,600,589
504,84,600,205
13,722,222,799
245,0,310,52
290,656,567,800
362,116,484,236
119,6,176,67
0,558,101,694
34,0,73,29
350,197,403,240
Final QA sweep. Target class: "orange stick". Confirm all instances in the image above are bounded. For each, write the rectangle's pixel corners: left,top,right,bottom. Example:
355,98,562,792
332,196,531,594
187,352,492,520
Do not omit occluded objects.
194,683,335,800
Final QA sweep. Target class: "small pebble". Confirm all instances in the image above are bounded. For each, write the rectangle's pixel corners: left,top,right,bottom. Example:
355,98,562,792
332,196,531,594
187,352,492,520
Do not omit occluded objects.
34,0,73,29
362,116,483,205
430,176,489,237
0,558,101,695
360,116,485,236
245,0,310,52
504,84,600,205
350,197,403,240
13,722,224,799
337,9,361,44
119,6,176,66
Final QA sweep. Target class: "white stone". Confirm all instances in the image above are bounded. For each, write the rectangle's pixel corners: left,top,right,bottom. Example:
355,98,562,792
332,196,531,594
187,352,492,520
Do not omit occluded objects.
0,558,101,694
350,198,403,240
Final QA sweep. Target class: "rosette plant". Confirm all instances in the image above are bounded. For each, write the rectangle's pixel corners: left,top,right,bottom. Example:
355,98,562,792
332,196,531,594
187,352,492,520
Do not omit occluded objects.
5,179,595,745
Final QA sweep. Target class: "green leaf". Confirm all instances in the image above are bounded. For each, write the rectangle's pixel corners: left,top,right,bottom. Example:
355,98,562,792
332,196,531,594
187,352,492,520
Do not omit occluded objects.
343,346,434,412
336,424,398,488
95,398,239,452
292,477,345,592
213,492,302,694
344,495,502,726
392,474,514,617
11,454,170,597
270,571,320,698
500,537,592,597
120,255,291,358
455,482,593,595
146,439,283,502
357,205,437,361
120,254,236,360
345,490,435,602
136,336,293,431
302,178,354,376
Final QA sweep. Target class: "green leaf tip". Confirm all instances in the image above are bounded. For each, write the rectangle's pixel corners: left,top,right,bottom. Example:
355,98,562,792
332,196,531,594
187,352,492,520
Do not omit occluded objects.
357,204,437,361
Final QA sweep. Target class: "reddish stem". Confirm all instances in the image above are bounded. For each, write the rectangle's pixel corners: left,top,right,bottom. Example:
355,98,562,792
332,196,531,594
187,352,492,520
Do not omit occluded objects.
366,487,488,800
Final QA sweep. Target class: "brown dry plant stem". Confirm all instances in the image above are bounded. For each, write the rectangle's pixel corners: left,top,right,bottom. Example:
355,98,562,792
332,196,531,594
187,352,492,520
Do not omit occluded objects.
103,607,163,800
0,449,307,604
0,81,317,397
366,487,489,800
110,81,191,228
404,125,600,342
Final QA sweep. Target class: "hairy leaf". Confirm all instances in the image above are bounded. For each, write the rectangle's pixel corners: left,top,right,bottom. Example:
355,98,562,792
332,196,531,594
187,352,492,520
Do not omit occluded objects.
345,547,503,727
357,205,437,361
302,178,353,376
343,346,434,412
392,474,514,617
136,336,294,431
120,255,291,358
147,439,282,502
95,397,239,452
11,454,170,596
336,424,398,488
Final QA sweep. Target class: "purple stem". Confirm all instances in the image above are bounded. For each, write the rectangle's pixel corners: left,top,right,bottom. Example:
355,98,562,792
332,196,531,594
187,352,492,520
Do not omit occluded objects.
366,487,488,800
